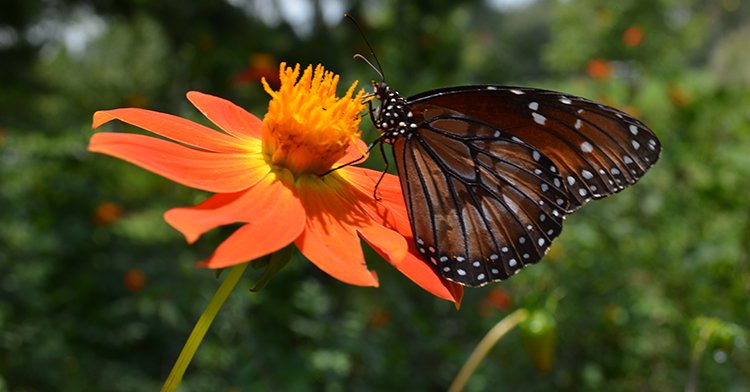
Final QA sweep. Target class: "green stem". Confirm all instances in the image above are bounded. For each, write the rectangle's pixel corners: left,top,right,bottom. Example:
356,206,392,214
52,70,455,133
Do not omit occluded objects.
161,263,248,392
448,308,529,392
685,324,715,392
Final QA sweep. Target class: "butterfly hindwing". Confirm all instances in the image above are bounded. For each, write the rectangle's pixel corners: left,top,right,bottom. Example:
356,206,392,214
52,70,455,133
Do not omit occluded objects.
392,114,568,286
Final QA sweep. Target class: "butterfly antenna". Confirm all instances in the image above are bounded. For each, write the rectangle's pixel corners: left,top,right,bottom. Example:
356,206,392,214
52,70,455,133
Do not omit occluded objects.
344,12,386,81
353,54,384,81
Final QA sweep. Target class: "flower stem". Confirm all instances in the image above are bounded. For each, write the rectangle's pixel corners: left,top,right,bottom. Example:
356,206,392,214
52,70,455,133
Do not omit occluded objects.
161,263,248,392
686,323,715,392
448,308,529,392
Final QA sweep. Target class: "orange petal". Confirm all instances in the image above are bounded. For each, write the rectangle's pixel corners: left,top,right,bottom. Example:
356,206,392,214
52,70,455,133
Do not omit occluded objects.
89,132,268,193
164,171,293,243
294,175,379,287
186,91,263,140
93,108,250,153
357,221,407,267
199,171,305,268
164,192,245,244
390,243,465,305
342,167,411,234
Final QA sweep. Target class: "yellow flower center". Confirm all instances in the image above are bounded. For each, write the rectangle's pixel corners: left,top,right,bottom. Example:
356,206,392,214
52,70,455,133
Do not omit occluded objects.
261,63,368,175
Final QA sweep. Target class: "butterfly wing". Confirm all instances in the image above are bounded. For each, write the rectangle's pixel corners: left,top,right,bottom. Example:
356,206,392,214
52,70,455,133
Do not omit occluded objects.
388,85,661,286
407,86,662,209
392,113,570,287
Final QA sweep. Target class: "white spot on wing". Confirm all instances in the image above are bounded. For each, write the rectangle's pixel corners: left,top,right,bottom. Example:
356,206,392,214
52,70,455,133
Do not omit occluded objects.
532,112,547,125
581,141,593,153
528,102,539,111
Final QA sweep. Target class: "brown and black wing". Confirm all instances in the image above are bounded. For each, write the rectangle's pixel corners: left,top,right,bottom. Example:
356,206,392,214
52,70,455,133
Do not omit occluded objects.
408,86,661,210
392,114,570,287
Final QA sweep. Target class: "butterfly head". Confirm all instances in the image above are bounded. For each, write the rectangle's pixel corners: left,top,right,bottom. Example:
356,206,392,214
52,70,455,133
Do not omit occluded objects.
371,81,418,143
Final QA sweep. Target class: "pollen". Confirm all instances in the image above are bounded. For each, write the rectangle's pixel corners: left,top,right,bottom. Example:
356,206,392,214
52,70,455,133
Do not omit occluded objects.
261,62,368,175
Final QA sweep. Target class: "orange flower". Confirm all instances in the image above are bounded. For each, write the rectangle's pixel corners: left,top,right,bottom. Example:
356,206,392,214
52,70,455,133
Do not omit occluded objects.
93,201,123,225
88,63,463,304
623,25,644,47
233,53,280,89
586,58,612,81
124,268,147,292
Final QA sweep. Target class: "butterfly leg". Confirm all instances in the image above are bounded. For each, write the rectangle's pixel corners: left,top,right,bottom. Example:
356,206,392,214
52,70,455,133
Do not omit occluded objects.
319,147,370,177
372,140,389,201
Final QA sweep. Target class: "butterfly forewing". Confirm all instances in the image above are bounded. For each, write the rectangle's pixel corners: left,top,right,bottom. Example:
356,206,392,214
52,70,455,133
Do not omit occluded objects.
408,86,661,209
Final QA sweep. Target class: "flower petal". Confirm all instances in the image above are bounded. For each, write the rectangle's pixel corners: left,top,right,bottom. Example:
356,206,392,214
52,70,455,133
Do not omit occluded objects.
199,170,306,268
357,222,407,268
89,132,268,193
342,167,411,234
164,171,300,243
164,192,244,243
186,91,263,140
93,108,250,153
294,175,379,287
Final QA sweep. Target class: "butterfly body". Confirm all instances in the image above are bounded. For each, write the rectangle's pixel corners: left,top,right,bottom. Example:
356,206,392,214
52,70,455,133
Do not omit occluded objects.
371,82,661,287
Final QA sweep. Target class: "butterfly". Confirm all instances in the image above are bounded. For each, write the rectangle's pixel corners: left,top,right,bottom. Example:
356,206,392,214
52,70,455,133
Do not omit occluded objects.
366,81,661,287
340,14,661,287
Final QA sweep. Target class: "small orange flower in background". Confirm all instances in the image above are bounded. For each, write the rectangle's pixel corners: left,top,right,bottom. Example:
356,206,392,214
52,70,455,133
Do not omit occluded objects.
125,94,149,108
93,201,123,225
668,84,692,107
233,53,280,89
124,268,147,292
477,287,513,317
88,63,463,304
621,105,641,119
586,58,612,81
623,25,645,47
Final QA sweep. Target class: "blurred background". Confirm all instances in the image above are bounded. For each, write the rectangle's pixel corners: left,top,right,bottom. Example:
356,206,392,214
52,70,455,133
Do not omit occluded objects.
2,0,749,390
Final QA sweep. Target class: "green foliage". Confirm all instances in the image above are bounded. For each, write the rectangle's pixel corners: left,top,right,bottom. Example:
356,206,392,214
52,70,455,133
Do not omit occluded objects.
1,0,749,391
